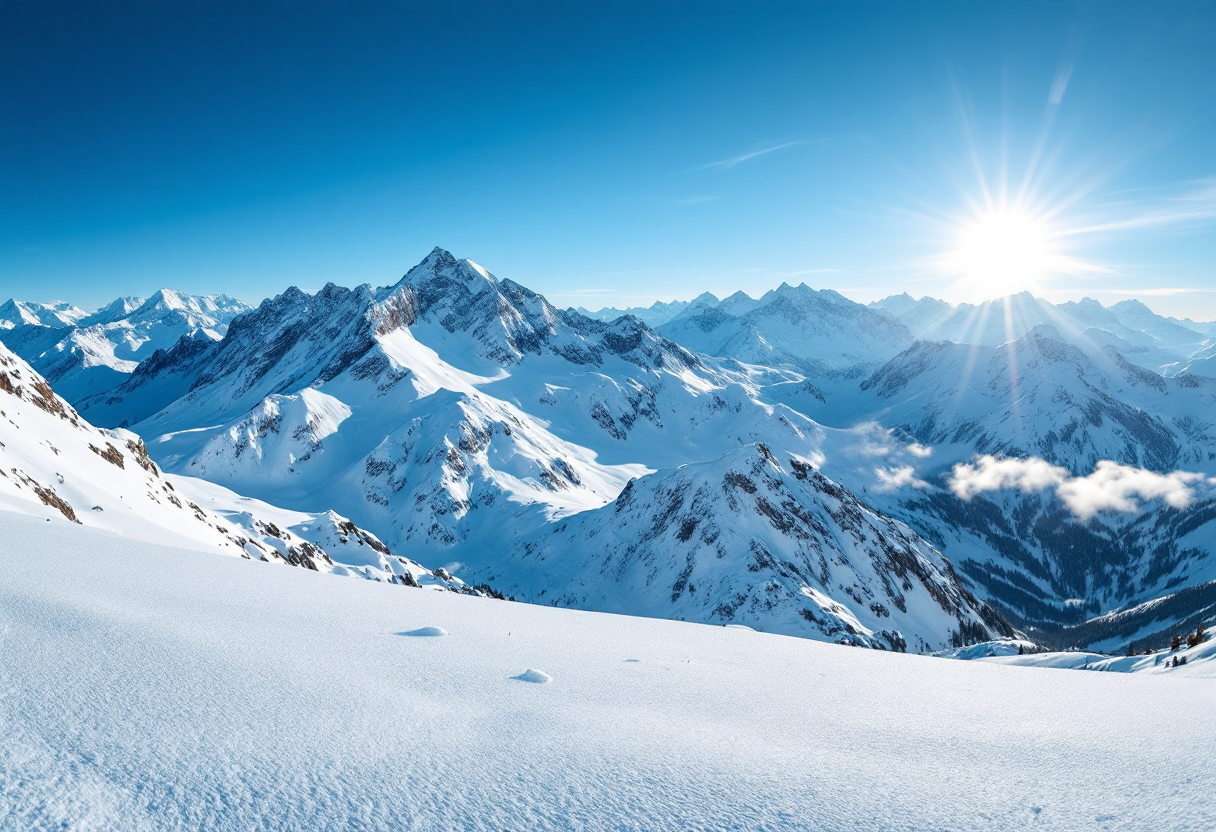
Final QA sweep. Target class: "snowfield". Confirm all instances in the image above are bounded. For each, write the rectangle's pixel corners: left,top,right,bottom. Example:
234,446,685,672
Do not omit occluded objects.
2,512,1213,831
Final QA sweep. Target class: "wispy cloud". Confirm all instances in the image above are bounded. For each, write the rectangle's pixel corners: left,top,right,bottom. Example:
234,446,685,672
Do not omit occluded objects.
696,140,814,171
733,267,840,278
948,455,1216,521
1067,179,1216,236
1048,65,1073,106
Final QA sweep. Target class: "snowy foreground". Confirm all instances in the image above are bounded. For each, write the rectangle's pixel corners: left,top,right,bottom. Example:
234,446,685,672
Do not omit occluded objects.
2,513,1214,832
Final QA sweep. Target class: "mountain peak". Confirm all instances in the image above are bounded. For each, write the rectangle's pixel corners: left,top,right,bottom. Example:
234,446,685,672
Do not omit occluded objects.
421,246,460,270
0,298,86,328
132,289,194,318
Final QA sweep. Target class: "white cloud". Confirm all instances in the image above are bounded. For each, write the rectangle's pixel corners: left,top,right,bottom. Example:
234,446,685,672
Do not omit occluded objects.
874,466,929,492
1056,461,1207,521
949,455,1069,501
849,422,931,461
948,454,1214,520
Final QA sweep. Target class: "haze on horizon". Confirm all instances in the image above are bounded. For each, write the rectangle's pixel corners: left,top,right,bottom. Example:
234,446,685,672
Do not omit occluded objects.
2,1,1214,319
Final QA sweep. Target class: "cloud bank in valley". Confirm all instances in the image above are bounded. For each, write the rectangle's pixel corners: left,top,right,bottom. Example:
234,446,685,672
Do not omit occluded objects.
948,455,1214,520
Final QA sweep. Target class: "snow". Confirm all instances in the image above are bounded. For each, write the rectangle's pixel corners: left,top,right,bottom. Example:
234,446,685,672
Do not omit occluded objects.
941,637,1216,680
7,250,1215,657
867,292,1211,374
0,340,474,594
658,283,913,375
2,512,1214,831
1,290,250,407
400,626,449,637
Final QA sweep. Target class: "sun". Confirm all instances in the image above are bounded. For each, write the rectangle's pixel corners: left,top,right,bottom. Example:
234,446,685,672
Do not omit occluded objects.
941,206,1060,300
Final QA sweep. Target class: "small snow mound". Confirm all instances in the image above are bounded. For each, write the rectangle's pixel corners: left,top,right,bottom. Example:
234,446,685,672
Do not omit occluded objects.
513,668,552,684
400,626,448,637
724,624,756,631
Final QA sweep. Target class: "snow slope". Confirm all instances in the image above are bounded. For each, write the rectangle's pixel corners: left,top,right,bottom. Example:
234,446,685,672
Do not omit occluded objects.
945,637,1216,679
1,513,1213,831
0,341,474,594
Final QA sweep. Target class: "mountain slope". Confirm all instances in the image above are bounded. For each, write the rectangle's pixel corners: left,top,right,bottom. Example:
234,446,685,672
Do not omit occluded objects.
852,326,1216,474
478,444,1009,651
0,340,474,593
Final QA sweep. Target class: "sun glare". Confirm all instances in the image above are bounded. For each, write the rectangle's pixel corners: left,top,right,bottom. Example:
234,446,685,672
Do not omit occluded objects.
942,207,1058,300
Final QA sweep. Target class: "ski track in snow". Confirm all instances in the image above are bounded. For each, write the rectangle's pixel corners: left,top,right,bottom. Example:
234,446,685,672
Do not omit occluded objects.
2,512,1214,832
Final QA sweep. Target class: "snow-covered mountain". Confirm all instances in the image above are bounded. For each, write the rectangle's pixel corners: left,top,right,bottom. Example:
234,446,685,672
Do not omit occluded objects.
478,443,1010,651
751,323,1216,635
860,480,1216,634
660,283,914,375
0,298,87,329
0,339,480,594
46,251,1216,653
0,289,252,405
59,248,1012,650
575,298,692,326
851,325,1216,474
868,291,1213,375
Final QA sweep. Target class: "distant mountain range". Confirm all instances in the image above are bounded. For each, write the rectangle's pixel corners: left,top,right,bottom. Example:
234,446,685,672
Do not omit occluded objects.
4,250,1214,654
868,291,1214,376
0,290,251,403
576,298,693,326
577,287,1216,377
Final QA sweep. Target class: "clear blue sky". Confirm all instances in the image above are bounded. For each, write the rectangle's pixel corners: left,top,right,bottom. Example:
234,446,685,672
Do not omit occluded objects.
2,1,1214,318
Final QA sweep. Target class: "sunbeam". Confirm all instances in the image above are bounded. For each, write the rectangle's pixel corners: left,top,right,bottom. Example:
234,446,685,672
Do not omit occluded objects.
944,206,1056,298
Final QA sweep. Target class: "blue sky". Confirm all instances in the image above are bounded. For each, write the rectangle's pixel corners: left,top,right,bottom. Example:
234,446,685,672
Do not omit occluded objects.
2,1,1214,318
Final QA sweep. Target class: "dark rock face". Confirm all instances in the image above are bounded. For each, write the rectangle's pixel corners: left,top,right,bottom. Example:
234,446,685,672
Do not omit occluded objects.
491,445,1007,652
395,248,703,373
77,248,705,434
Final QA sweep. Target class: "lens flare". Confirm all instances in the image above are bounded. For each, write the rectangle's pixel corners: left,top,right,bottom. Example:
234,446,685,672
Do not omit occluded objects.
940,206,1060,299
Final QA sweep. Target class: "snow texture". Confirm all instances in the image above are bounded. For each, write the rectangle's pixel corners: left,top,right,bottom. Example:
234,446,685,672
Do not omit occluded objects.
1,512,1214,831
